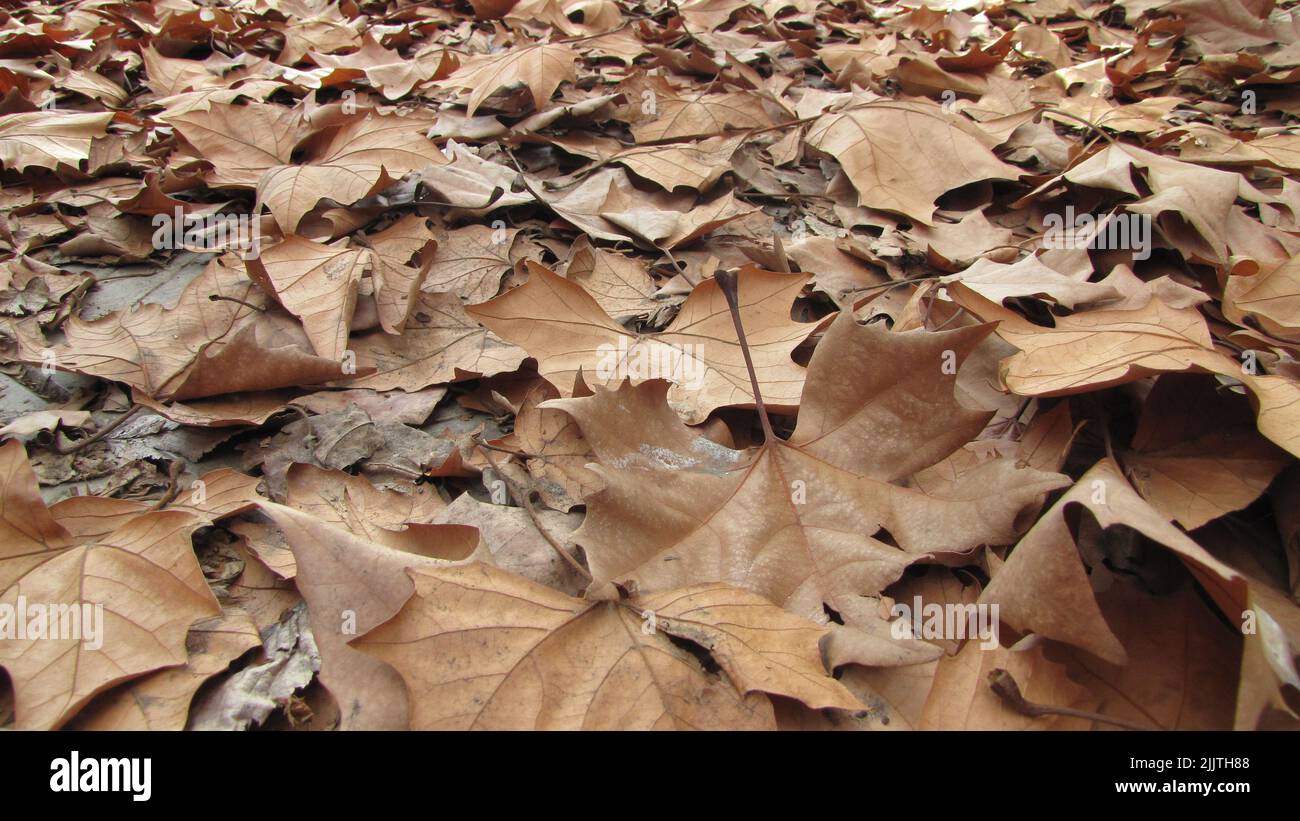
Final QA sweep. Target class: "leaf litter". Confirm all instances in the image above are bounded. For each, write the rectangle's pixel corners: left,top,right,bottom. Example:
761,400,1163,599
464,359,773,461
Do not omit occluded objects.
0,0,1299,731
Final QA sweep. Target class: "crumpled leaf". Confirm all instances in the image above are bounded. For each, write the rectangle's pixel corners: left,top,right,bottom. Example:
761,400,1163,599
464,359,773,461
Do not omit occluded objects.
246,236,370,362
253,500,480,729
68,609,261,730
256,112,445,233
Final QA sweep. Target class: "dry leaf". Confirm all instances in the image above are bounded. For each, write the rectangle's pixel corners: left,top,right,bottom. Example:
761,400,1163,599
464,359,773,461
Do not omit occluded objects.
807,101,1021,224
469,262,817,423
446,42,578,117
354,562,858,729
0,443,220,729
546,313,1067,654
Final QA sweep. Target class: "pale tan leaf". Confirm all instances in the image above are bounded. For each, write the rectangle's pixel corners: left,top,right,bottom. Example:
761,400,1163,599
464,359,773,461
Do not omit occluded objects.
807,101,1020,224
246,236,369,362
469,263,816,423
0,111,113,173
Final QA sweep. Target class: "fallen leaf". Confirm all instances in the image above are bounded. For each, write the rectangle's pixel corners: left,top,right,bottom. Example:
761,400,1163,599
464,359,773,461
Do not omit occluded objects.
354,562,859,729
546,313,1067,653
469,262,817,423
807,100,1021,224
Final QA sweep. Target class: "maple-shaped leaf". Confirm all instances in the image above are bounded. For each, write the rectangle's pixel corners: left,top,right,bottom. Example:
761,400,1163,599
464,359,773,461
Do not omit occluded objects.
282,463,445,548
1122,374,1290,530
468,262,817,424
0,442,220,729
5,254,361,401
559,235,658,321
507,379,601,511
445,42,578,117
949,283,1300,458
0,111,113,172
309,35,454,100
432,493,586,596
807,100,1021,224
345,290,528,391
599,187,756,249
530,165,756,247
364,214,438,334
941,253,1120,309
979,458,1247,665
982,458,1300,728
139,47,229,96
630,85,774,143
544,313,1068,643
612,136,741,191
67,609,262,731
421,222,521,303
41,468,263,542
256,111,444,232
1177,128,1300,174
1025,142,1275,265
353,561,860,729
164,101,314,188
246,236,369,362
254,500,481,730
949,285,1226,393
414,141,533,213
1224,254,1300,343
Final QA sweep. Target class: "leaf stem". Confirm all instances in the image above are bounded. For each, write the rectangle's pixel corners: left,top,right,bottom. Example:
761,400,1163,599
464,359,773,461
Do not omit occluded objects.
475,441,593,584
713,269,775,443
55,404,144,455
988,668,1153,730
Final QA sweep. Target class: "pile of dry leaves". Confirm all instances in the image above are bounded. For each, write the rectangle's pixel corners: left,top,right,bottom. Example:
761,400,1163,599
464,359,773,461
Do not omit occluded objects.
1,0,1299,731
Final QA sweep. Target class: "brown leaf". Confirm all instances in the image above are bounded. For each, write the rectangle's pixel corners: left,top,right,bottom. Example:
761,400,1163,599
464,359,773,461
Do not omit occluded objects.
364,214,437,334
165,102,312,188
469,262,817,423
0,440,220,728
346,290,528,391
8,254,362,401
807,101,1021,224
509,379,601,511
942,253,1120,309
1124,374,1290,529
446,42,578,117
256,112,444,232
354,561,858,729
255,500,480,730
246,236,369,362
0,111,113,172
951,284,1300,458
613,136,740,192
919,641,1098,730
545,313,1067,651
432,493,586,596
631,85,774,143
421,222,520,303
979,458,1247,664
67,609,261,730
558,235,659,322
